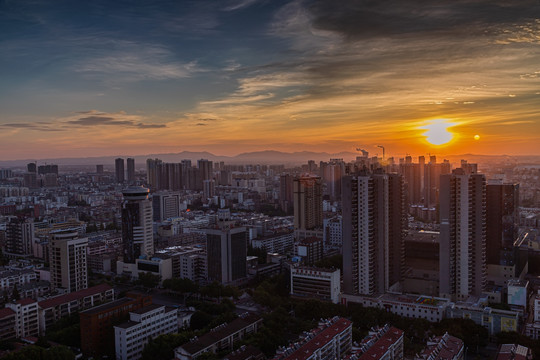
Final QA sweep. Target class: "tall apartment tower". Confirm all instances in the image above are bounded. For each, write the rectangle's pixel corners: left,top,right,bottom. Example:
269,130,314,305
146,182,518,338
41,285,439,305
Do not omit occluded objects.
5,217,34,256
205,226,247,284
279,174,294,212
293,177,323,230
486,182,519,265
127,158,135,184
49,231,88,293
342,172,406,296
121,186,154,263
115,158,125,183
439,167,487,300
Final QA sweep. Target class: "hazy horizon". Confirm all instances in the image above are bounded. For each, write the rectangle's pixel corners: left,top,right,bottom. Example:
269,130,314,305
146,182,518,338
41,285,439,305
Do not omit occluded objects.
1,0,539,160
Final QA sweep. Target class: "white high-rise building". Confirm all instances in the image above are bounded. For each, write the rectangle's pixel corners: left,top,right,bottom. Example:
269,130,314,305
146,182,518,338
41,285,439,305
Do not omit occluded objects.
122,186,154,263
49,231,88,293
439,166,486,300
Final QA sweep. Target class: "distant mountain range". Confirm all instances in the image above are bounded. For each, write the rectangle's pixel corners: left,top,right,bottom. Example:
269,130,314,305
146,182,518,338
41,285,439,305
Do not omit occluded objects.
0,150,538,168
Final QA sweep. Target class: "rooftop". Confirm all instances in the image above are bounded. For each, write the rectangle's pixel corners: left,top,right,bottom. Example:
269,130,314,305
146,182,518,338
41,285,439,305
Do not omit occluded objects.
39,283,112,309
179,313,262,355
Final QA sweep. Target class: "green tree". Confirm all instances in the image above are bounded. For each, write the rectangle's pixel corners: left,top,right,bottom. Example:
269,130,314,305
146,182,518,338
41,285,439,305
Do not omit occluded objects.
136,272,160,288
141,332,196,360
190,311,213,330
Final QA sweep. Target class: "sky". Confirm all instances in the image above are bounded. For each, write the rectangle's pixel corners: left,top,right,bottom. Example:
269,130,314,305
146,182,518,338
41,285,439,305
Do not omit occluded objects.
1,0,539,161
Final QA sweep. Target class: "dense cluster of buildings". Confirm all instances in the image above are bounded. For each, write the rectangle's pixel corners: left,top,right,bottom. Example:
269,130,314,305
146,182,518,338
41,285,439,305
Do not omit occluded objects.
0,153,538,359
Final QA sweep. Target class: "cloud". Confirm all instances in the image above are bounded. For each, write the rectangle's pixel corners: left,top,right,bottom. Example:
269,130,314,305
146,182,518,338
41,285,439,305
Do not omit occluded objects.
222,0,260,11
64,111,166,129
0,122,64,132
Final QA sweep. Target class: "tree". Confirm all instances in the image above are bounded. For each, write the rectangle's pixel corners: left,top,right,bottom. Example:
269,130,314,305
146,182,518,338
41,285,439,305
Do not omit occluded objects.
141,332,195,360
11,284,20,301
136,272,160,288
190,311,213,330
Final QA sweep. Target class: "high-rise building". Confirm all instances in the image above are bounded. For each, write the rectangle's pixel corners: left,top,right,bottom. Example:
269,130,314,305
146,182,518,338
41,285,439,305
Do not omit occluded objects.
320,159,344,201
127,158,135,184
152,191,181,222
27,163,36,173
96,165,104,174
439,167,486,300
5,218,34,257
203,179,215,199
279,174,294,212
486,182,519,265
115,158,125,183
146,158,162,188
423,157,451,207
121,186,154,263
293,176,323,230
49,231,88,293
399,157,422,205
206,226,247,284
342,172,406,296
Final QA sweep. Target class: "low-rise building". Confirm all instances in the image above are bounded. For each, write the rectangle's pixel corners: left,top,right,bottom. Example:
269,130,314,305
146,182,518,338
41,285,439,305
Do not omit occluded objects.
290,266,340,304
347,325,404,360
38,283,114,333
272,317,352,360
115,304,178,360
0,308,16,341
175,313,263,360
251,231,294,254
6,298,39,338
415,333,464,360
80,293,152,358
496,344,533,360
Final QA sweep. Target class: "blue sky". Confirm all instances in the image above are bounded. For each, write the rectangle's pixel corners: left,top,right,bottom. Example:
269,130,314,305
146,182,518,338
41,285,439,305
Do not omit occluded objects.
1,0,539,160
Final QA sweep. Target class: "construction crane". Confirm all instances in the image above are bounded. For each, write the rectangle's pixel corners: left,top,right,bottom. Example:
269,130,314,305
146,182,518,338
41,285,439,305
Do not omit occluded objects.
377,145,385,160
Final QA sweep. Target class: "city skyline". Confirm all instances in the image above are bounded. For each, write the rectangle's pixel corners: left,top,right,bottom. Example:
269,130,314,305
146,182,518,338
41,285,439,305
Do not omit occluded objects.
1,0,539,160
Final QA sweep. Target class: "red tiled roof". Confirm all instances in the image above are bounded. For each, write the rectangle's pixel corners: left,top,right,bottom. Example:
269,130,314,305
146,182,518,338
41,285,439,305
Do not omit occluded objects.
283,318,352,360
0,308,16,318
38,283,112,309
358,327,404,360
17,298,37,306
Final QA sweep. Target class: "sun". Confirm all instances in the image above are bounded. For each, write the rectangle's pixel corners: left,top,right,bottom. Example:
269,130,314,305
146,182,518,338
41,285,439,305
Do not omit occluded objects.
420,119,455,146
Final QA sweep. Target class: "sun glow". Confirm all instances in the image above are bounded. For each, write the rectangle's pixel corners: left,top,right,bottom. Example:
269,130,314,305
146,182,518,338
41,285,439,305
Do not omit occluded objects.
420,119,455,146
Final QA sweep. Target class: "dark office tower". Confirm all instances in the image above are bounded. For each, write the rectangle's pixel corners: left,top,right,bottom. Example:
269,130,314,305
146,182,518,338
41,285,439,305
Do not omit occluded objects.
206,227,247,284
5,218,34,256
293,177,323,230
96,165,104,174
121,186,153,263
343,173,392,296
146,158,162,189
439,168,486,301
115,158,125,183
219,170,231,186
127,158,135,184
280,174,294,212
387,174,407,287
418,156,425,193
27,163,36,173
486,183,519,265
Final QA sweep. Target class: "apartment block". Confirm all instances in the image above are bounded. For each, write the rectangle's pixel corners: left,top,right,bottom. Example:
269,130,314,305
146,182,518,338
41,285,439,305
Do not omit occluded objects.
115,304,178,360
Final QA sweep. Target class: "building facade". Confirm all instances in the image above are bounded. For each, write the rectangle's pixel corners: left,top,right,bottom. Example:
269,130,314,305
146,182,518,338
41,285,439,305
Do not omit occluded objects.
121,186,154,263
439,167,487,300
49,230,88,293
115,304,177,360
